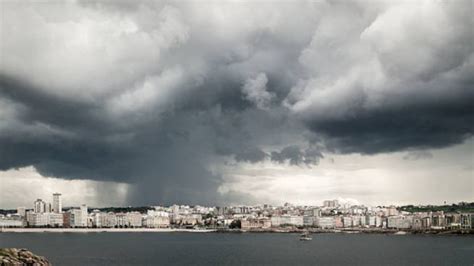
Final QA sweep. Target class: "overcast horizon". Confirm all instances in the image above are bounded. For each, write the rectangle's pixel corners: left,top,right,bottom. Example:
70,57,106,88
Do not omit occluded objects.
1,0,473,209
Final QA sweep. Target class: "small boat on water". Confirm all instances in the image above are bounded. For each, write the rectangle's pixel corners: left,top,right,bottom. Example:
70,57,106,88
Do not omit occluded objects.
394,231,407,235
299,231,312,241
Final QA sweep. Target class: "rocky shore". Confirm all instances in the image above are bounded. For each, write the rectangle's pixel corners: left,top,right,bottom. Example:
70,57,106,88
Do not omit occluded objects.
0,248,51,266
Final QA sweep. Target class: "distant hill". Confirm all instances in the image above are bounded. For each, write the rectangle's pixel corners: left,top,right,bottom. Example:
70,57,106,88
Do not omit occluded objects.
399,202,474,213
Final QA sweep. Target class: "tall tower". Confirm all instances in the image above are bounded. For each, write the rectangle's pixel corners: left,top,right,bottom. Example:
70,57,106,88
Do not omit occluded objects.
80,204,88,227
34,199,46,213
53,193,62,213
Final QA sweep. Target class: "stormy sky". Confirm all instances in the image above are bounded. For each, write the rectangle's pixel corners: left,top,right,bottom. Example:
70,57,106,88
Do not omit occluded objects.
0,0,473,208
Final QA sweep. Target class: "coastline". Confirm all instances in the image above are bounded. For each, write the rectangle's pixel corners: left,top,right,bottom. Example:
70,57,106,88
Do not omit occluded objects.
0,228,216,233
1,227,472,235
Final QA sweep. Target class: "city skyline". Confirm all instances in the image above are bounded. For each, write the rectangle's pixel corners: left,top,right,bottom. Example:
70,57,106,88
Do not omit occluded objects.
1,192,472,231
1,1,473,208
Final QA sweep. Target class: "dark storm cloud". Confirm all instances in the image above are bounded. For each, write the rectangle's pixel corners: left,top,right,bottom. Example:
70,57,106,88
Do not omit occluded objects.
234,148,268,163
284,0,474,154
271,146,323,166
1,0,473,205
309,96,474,154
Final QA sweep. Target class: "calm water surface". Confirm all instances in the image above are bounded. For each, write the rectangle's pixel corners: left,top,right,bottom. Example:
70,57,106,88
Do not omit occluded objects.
1,232,473,265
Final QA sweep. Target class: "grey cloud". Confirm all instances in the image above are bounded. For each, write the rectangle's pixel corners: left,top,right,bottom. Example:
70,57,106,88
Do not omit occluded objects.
309,97,474,154
241,73,274,110
286,0,474,154
403,151,434,161
271,146,323,166
234,148,268,163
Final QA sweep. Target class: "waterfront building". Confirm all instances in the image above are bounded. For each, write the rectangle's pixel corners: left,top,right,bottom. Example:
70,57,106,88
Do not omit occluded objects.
100,212,118,228
177,214,202,226
358,215,366,227
315,216,335,229
366,215,376,227
375,216,383,227
460,213,473,229
387,215,412,229
303,216,315,226
69,209,82,227
145,215,170,228
422,216,431,228
445,213,462,229
241,217,271,230
49,213,64,227
116,213,127,227
270,215,303,227
112,212,143,228
52,193,62,213
63,212,72,227
126,212,143,227
79,204,88,226
68,204,88,227
412,217,423,230
342,216,353,228
334,216,344,228
26,212,49,227
145,210,170,228
16,207,26,217
34,199,47,213
431,211,446,229
90,210,102,227
0,215,24,227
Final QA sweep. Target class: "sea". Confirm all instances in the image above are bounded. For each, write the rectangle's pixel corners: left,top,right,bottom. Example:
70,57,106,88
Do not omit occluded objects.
1,232,473,265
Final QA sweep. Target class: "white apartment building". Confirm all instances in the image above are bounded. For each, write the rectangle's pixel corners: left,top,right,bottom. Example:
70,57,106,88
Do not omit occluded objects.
16,207,26,217
27,212,49,226
34,199,47,213
145,215,170,228
52,193,62,213
90,210,102,227
315,217,335,229
387,215,413,229
0,215,24,227
270,215,303,227
49,213,64,227
343,216,353,227
69,204,88,227
366,215,377,227
126,212,143,227
99,212,118,228
145,210,170,228
241,218,271,230
303,216,315,226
